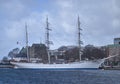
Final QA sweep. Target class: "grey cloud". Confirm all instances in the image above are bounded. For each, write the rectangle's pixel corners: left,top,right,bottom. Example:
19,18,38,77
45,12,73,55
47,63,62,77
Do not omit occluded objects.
0,0,120,59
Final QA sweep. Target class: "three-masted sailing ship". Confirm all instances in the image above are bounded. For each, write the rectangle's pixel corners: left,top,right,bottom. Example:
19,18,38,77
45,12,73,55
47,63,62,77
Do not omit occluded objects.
11,16,104,69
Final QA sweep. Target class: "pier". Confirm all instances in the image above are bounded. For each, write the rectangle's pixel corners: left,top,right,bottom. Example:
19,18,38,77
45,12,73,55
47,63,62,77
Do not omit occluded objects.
0,63,14,68
103,66,120,70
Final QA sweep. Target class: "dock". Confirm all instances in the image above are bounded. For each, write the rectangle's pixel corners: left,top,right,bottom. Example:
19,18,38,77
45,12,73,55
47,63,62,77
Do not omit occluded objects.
0,63,14,68
101,66,120,70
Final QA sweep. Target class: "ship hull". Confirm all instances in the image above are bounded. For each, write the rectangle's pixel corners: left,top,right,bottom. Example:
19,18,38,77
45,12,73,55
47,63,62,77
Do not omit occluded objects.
11,60,103,69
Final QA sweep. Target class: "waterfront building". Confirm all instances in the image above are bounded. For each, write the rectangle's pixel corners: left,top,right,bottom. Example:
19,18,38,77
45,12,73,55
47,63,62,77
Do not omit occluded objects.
114,38,120,45
108,44,120,56
49,50,65,63
108,37,120,56
29,43,48,63
105,38,120,66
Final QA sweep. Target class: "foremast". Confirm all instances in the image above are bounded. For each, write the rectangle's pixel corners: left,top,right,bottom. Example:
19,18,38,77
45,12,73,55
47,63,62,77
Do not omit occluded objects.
78,16,82,61
25,23,30,62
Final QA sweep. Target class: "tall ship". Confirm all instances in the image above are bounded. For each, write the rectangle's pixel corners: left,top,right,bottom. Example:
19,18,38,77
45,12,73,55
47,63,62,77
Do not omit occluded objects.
11,16,105,69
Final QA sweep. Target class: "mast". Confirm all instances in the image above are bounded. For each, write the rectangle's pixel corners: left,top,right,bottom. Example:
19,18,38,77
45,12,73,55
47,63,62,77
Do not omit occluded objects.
78,16,82,61
25,23,30,62
45,16,52,64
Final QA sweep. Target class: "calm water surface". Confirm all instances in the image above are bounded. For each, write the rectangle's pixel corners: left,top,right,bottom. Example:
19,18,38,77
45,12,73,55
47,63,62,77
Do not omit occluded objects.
0,69,120,84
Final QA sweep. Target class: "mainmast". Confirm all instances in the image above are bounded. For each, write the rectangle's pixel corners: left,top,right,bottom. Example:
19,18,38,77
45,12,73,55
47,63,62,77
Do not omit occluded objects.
45,16,52,64
25,23,30,62
78,16,82,61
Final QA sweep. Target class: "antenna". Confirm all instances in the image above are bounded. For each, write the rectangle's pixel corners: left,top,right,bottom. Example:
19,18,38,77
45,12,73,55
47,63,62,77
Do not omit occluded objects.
25,23,30,62
45,16,52,64
40,37,42,44
78,16,82,61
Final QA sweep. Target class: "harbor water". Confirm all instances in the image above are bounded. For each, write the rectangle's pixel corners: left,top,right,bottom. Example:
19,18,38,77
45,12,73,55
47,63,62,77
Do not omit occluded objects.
0,69,120,84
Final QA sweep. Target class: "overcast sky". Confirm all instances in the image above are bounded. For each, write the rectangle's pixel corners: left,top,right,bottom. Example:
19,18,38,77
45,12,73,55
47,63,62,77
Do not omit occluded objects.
0,0,120,59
